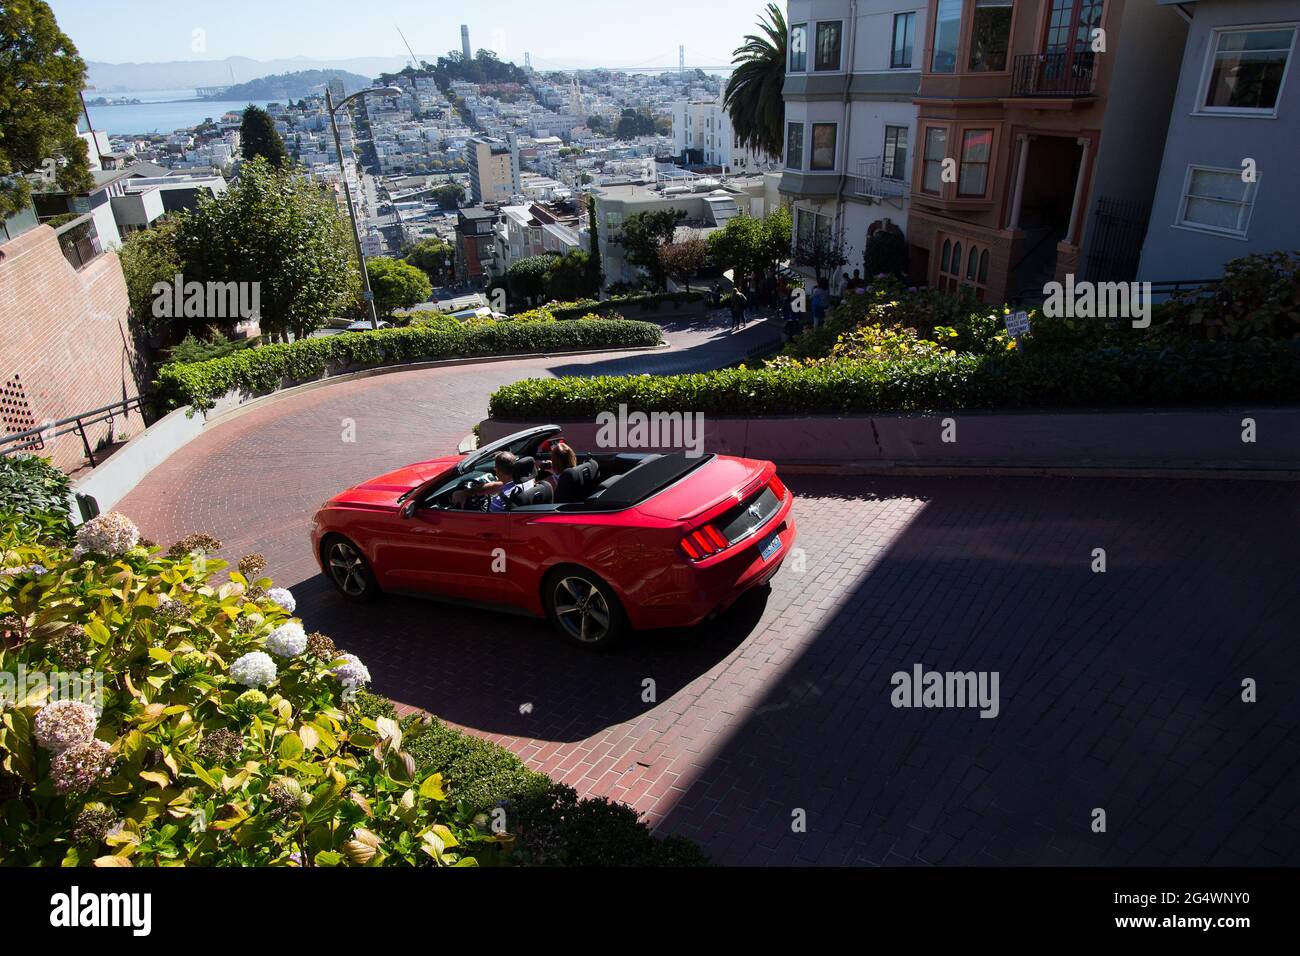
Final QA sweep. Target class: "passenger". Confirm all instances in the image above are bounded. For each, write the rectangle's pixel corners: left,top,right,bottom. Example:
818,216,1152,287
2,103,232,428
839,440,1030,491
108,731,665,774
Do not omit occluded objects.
542,442,578,490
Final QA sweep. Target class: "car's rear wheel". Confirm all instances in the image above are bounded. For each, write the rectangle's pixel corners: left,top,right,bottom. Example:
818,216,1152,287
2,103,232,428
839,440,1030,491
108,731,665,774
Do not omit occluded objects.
543,566,627,649
323,535,380,603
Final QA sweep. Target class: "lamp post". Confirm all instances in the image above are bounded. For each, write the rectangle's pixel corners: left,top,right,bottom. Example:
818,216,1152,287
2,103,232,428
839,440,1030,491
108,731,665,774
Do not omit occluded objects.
326,85,402,330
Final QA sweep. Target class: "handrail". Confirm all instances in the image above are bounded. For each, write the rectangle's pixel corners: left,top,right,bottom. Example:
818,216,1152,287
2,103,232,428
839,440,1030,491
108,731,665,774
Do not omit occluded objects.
0,395,146,467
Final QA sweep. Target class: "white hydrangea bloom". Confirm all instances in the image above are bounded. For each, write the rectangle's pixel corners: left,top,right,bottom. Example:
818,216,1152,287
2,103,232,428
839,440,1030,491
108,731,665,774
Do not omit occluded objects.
331,653,371,698
73,512,140,558
265,622,307,658
34,699,99,753
229,651,278,688
266,587,296,613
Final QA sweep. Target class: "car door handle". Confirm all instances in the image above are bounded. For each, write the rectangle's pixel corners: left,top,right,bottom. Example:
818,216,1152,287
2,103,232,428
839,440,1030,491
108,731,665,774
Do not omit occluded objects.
479,531,503,541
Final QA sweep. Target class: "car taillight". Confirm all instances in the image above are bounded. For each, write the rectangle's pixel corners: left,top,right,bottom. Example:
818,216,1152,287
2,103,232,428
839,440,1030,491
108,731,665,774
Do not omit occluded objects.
769,474,787,500
681,522,729,560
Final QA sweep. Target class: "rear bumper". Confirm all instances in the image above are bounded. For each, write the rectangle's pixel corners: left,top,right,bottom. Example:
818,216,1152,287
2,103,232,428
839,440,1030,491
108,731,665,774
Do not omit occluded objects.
626,502,797,630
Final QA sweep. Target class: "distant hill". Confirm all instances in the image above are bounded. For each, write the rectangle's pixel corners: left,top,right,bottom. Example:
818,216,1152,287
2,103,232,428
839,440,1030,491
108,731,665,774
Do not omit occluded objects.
201,69,374,101
84,55,419,93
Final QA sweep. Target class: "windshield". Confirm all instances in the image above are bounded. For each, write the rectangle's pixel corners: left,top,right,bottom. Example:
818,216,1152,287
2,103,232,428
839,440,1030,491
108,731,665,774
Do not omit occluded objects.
458,424,559,474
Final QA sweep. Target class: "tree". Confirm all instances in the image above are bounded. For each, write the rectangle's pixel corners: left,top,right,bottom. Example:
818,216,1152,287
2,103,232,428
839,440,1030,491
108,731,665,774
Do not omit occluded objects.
404,237,454,285
723,2,786,160
433,182,464,209
615,108,656,139
0,0,93,217
585,194,603,292
587,115,608,134
367,257,432,317
118,216,182,334
620,209,685,292
173,157,357,340
660,238,709,292
794,222,849,283
545,250,597,301
759,206,792,273
505,255,555,309
240,106,289,168
707,215,763,281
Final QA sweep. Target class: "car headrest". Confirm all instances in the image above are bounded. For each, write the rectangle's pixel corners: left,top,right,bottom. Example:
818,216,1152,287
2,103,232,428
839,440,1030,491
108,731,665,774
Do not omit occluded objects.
513,456,536,481
527,482,554,505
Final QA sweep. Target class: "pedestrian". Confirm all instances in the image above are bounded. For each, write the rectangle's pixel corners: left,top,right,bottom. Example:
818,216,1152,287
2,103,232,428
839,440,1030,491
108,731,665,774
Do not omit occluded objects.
810,279,829,330
781,284,800,341
729,285,748,331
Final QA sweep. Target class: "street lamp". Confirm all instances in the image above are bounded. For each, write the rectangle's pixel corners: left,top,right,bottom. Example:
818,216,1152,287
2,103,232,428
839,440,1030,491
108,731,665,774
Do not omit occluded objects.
326,85,402,330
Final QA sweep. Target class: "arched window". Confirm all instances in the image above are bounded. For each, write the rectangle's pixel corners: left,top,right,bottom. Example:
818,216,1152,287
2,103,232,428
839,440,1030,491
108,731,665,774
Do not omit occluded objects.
941,239,951,273
978,249,990,284
966,246,978,280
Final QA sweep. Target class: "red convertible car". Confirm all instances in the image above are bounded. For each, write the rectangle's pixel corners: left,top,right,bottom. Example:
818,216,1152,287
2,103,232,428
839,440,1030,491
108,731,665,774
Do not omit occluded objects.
310,425,796,648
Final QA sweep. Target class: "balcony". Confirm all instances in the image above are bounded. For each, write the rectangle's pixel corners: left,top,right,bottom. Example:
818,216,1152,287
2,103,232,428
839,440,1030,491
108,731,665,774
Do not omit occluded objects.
1010,52,1097,98
52,214,104,271
850,158,909,202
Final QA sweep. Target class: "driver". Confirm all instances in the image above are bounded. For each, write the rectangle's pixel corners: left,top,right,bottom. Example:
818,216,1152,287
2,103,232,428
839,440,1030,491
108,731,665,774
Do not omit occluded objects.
451,451,533,512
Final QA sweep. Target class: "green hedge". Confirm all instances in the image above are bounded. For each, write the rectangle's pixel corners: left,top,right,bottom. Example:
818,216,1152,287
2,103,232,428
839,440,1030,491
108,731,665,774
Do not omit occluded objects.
489,340,1300,419
355,692,709,866
548,291,706,321
156,319,664,411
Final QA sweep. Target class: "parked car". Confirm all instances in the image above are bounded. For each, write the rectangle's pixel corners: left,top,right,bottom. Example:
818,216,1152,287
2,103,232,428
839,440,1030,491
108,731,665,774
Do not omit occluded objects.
310,425,796,648
345,319,391,330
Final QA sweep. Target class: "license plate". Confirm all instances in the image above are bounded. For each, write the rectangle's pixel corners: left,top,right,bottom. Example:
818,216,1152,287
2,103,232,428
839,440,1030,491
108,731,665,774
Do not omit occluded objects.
759,533,782,561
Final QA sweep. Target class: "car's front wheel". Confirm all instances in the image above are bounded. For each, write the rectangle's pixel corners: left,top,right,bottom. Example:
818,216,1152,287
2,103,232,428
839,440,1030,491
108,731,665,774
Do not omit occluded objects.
322,535,380,603
543,566,627,649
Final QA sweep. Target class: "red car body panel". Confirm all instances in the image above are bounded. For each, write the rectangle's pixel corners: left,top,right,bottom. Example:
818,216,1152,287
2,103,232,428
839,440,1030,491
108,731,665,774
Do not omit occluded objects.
311,448,796,632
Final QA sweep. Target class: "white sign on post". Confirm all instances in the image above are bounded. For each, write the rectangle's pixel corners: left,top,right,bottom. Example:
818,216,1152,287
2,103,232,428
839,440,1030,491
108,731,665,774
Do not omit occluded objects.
1005,310,1031,341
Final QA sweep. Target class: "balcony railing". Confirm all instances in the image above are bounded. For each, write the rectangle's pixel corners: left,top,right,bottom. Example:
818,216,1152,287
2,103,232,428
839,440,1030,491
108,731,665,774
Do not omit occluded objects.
1011,51,1097,98
51,213,104,270
851,157,909,201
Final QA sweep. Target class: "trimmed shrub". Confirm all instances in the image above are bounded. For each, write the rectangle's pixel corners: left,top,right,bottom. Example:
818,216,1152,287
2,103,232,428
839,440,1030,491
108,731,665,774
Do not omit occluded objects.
155,319,663,411
355,692,709,867
0,456,73,545
489,340,1300,419
547,291,706,321
1155,250,1300,342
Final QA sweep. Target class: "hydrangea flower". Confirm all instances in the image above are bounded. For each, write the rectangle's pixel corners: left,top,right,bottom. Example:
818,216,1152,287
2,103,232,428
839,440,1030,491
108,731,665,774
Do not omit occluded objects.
229,651,277,688
306,631,337,661
234,689,268,715
196,728,243,763
331,653,371,698
265,622,307,658
167,533,222,558
266,587,296,613
73,512,140,558
155,596,189,624
237,553,267,579
51,738,114,794
34,699,98,753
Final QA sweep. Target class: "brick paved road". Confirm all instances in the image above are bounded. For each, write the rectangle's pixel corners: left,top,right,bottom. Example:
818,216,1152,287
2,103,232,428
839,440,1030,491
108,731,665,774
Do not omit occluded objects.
118,314,1300,865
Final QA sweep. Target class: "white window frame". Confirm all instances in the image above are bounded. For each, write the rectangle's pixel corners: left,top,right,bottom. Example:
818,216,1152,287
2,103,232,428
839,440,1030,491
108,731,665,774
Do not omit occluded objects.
1174,164,1259,239
809,122,839,171
1193,22,1297,118
790,23,809,73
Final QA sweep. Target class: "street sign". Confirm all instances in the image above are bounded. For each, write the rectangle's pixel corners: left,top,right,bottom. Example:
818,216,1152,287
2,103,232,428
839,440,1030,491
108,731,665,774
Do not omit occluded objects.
1005,310,1031,340
361,291,374,301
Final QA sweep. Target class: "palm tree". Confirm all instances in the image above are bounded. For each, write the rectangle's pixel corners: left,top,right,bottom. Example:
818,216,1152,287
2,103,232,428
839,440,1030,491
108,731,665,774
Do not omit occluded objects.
723,3,787,161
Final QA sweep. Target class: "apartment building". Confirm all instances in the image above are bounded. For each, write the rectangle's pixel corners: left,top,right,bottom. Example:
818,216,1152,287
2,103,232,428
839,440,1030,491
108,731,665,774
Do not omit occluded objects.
905,0,1186,302
455,205,499,282
1137,0,1298,282
591,175,775,287
672,100,773,171
780,0,927,288
466,136,521,204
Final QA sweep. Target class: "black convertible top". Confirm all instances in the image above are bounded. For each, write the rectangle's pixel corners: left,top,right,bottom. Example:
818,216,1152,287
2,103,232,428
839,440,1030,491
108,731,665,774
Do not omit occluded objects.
559,453,712,512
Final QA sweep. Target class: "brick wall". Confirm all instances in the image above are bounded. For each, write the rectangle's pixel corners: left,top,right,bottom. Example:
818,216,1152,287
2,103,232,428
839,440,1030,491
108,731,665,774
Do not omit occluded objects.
0,225,146,472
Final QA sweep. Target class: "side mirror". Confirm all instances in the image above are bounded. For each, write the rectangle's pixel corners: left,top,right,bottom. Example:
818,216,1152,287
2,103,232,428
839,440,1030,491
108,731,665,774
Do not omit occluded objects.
400,500,417,519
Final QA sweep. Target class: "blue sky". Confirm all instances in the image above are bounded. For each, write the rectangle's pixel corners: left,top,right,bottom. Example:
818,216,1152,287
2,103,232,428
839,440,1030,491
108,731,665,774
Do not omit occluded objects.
49,0,765,67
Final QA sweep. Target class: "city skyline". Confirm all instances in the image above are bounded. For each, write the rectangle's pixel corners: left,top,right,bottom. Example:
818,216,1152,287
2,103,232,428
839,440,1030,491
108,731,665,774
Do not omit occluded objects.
48,0,753,69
